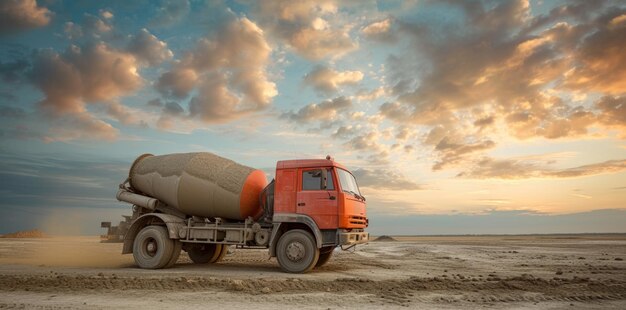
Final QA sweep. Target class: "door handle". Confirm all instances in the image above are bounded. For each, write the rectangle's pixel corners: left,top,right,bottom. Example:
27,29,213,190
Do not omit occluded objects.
297,202,305,206
329,196,336,200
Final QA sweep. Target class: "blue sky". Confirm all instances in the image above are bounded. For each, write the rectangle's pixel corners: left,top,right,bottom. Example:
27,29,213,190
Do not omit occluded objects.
1,0,625,235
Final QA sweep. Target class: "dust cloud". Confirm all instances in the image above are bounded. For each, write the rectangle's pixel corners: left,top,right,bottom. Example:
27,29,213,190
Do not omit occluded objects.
0,236,133,268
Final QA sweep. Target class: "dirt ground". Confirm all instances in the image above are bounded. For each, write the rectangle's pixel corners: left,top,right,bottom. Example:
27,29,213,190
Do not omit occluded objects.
1,235,625,309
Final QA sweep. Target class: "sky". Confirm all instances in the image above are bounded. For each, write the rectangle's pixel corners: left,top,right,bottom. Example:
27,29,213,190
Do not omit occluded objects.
0,0,625,235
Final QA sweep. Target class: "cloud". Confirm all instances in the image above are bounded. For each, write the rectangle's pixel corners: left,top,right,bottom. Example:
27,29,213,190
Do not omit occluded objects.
458,157,626,179
188,73,242,123
362,18,391,36
562,9,626,94
63,22,82,40
548,159,626,178
30,44,142,114
352,167,421,190
26,32,170,140
332,125,360,139
596,95,626,132
127,28,173,66
146,98,185,130
0,0,52,35
82,13,112,34
104,101,144,126
155,68,198,99
419,125,497,171
64,13,113,39
380,2,625,135
146,98,183,116
157,102,184,129
343,131,387,157
355,87,387,101
156,17,277,124
283,96,351,123
303,66,363,94
395,126,415,141
362,18,395,42
369,1,626,174
250,0,357,60
150,0,190,27
162,101,184,116
473,116,495,129
100,10,113,20
45,113,118,142
433,137,496,171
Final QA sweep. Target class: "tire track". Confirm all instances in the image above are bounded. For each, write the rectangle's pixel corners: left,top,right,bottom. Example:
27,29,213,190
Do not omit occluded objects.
2,273,625,306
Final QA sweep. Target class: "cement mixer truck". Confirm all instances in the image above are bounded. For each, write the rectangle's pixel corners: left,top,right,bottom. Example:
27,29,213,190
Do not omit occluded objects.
115,152,369,273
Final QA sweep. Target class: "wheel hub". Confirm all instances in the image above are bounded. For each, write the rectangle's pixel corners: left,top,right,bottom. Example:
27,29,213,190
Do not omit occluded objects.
146,238,157,256
286,241,305,261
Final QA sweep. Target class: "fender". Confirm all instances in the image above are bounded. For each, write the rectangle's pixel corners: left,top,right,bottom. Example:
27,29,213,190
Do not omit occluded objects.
122,213,185,254
269,213,323,257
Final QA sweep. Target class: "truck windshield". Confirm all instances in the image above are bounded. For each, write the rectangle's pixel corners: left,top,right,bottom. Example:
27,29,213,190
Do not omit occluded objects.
337,169,361,197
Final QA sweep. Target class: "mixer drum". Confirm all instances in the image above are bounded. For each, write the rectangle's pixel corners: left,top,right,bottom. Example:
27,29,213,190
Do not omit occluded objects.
129,152,267,221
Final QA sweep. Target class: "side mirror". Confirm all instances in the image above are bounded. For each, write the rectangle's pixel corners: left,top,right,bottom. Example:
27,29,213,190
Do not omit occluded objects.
321,169,328,189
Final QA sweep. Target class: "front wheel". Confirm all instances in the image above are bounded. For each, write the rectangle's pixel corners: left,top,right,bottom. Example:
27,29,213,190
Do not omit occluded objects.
276,229,319,273
133,225,175,269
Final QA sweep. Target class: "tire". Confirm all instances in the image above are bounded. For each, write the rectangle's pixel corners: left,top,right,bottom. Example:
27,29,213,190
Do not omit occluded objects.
315,246,334,267
213,245,228,263
187,244,224,264
276,229,319,273
133,226,175,269
165,240,182,268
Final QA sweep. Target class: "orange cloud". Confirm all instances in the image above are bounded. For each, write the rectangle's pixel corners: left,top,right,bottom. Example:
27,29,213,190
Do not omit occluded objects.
563,12,626,94
31,43,142,114
251,0,356,59
26,25,173,141
156,17,277,125
127,29,173,66
0,0,52,35
352,167,421,190
283,96,351,123
362,18,397,42
458,157,626,179
366,1,626,174
303,66,363,94
596,96,626,135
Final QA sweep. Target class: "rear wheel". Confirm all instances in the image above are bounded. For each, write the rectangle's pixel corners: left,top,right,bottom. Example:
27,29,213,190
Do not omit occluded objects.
315,246,334,267
165,240,182,268
214,245,228,263
276,229,319,273
187,244,224,264
133,226,175,269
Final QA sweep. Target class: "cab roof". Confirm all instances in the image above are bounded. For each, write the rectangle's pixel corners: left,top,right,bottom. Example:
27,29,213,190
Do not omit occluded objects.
276,158,348,170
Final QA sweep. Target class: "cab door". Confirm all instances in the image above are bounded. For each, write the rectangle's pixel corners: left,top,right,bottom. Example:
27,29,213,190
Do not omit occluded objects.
296,168,338,229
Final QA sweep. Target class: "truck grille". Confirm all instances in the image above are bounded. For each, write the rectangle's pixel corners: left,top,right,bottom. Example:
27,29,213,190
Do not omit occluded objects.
349,215,367,226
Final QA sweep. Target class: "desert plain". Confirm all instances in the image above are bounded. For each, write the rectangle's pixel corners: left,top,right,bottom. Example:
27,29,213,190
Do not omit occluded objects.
0,234,625,309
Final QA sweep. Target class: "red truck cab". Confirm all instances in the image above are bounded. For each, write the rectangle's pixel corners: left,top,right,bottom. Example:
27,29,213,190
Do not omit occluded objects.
271,156,369,249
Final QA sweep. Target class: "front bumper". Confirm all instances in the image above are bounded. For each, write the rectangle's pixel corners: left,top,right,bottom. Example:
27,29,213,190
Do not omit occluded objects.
339,231,369,245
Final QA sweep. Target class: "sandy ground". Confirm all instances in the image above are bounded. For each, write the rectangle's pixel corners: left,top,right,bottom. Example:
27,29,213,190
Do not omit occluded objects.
0,235,625,309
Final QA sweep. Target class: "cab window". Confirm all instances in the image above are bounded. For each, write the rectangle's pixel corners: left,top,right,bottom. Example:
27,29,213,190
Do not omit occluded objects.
302,169,334,190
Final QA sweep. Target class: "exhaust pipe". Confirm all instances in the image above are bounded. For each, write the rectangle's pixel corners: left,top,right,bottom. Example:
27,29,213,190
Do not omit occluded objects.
116,189,158,210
